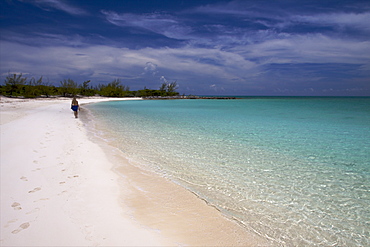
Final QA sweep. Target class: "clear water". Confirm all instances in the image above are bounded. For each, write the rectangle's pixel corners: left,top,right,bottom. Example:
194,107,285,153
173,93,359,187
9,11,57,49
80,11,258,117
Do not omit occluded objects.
85,97,370,246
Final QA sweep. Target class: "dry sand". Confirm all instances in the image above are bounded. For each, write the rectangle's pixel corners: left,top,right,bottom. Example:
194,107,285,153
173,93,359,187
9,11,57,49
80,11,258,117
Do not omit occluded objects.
0,96,269,246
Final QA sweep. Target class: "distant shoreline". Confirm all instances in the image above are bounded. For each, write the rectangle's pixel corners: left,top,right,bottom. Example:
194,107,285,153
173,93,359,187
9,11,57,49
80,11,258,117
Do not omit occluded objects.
2,94,368,101
143,95,241,100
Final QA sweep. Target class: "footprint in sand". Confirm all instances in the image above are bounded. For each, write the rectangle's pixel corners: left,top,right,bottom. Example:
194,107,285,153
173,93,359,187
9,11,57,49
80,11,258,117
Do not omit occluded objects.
11,202,22,210
11,222,30,234
33,198,49,203
58,190,68,196
20,176,28,181
26,207,40,214
28,187,41,193
4,219,18,228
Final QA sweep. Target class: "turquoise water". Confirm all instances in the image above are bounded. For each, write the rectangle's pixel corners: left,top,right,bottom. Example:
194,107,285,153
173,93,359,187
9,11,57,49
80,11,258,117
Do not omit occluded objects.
86,97,370,246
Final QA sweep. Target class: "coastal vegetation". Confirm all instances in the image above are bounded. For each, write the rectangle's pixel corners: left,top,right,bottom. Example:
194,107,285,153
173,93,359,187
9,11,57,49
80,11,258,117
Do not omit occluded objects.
0,73,180,98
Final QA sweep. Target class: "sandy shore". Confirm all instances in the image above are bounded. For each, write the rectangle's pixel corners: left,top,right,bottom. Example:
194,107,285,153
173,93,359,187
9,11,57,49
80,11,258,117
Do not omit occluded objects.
1,96,269,246
0,96,167,246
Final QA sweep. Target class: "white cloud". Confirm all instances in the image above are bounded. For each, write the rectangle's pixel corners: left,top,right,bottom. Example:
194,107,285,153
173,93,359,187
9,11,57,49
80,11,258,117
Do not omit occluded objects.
1,28,369,94
233,33,370,65
24,0,88,16
102,11,192,39
143,62,158,76
293,12,370,32
2,31,369,87
0,39,256,87
193,1,256,16
0,41,144,83
160,76,168,83
209,84,225,93
0,30,90,47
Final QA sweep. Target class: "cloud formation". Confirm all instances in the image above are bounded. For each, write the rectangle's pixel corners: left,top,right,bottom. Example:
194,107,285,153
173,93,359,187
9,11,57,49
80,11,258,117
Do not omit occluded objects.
293,12,370,32
102,11,193,40
22,0,88,16
1,0,369,95
143,62,158,76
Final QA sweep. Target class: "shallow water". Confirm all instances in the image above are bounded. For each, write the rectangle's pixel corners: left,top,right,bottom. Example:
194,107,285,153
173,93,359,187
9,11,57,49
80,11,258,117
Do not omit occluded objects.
86,97,370,246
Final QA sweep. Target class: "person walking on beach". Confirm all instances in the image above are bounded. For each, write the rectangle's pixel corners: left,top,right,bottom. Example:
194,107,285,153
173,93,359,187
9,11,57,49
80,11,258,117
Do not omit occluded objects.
71,97,80,118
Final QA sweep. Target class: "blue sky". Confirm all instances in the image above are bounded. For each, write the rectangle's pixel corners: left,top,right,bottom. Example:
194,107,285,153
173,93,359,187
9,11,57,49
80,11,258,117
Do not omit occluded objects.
1,0,369,96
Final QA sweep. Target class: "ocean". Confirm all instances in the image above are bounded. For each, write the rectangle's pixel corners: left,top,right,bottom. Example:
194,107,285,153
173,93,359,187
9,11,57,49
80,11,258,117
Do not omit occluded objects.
84,97,370,246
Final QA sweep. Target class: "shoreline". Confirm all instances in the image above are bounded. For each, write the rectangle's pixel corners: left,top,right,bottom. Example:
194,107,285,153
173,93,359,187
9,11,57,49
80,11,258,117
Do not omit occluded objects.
82,100,270,246
1,96,269,246
0,96,166,246
87,134,268,246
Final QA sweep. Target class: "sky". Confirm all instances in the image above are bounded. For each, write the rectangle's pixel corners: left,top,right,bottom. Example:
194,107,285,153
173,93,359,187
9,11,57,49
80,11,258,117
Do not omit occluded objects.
1,0,370,96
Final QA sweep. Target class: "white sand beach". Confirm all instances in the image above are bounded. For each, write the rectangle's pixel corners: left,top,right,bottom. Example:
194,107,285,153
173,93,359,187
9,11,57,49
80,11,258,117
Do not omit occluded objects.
0,96,166,246
0,96,268,246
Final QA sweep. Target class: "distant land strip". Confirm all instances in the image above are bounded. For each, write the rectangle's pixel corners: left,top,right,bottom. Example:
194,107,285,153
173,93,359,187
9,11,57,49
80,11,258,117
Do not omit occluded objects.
143,96,240,100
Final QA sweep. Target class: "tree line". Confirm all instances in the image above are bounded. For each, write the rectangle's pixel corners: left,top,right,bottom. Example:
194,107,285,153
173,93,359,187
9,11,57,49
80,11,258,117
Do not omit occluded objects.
0,74,180,98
